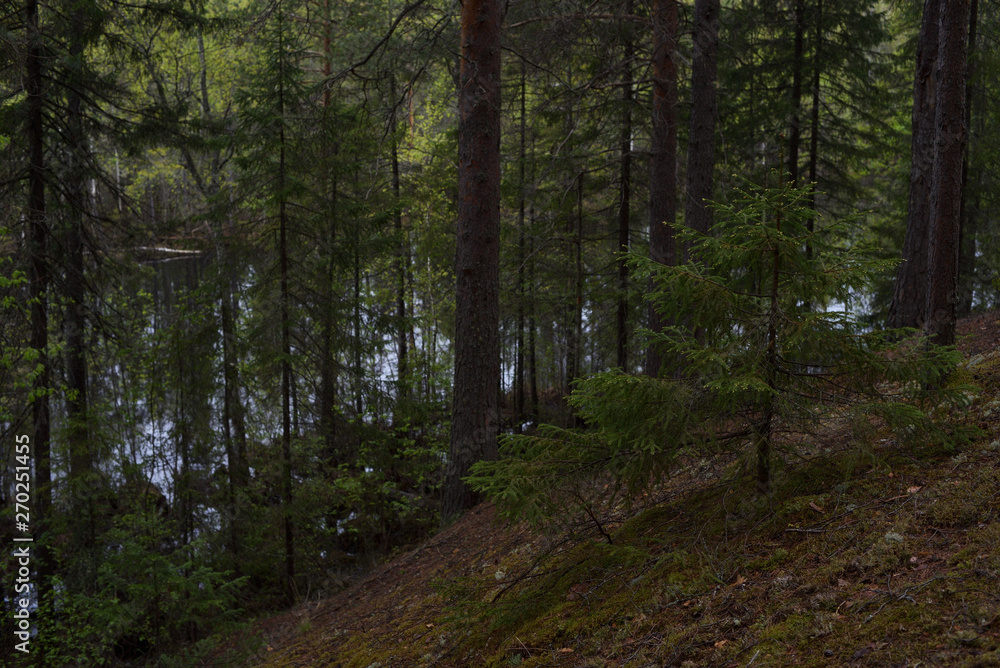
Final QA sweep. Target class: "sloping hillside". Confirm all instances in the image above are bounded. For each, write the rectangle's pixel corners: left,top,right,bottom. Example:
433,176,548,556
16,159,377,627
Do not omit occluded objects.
239,312,1000,667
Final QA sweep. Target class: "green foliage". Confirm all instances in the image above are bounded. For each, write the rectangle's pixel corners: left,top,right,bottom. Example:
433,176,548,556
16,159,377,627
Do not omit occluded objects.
324,423,445,553
37,512,245,665
4,0,996,661
470,176,974,525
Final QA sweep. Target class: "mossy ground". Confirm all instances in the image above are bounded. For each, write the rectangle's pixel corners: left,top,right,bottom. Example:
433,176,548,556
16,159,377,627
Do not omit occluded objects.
242,313,1000,667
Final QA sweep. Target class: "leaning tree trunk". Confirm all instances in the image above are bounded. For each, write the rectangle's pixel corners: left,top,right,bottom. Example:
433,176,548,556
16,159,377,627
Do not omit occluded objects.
441,0,502,523
925,0,970,347
888,0,940,329
646,0,679,377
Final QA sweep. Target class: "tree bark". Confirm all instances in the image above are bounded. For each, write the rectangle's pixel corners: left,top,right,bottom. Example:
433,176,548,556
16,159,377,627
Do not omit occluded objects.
391,78,409,407
26,0,52,605
956,0,978,317
616,0,634,371
787,0,805,185
276,0,295,603
925,0,970,347
319,152,339,460
65,5,92,552
684,0,719,240
646,0,678,377
516,62,527,430
888,0,940,329
528,189,539,422
807,0,823,220
441,0,501,523
757,208,782,496
565,171,584,398
352,239,363,419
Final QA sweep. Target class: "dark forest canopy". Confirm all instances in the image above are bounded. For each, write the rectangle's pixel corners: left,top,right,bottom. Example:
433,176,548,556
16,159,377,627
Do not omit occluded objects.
0,0,993,662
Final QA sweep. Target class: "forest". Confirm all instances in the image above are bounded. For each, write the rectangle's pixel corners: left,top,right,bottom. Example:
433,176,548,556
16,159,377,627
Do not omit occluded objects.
0,0,997,664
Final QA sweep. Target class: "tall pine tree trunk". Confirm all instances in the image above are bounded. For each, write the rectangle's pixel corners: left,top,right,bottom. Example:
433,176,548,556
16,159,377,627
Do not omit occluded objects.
617,0,633,371
516,62,527,430
219,269,246,560
198,30,251,565
807,0,823,221
391,77,409,408
441,0,501,523
65,6,92,553
565,172,584,400
925,0,970,347
647,0,678,377
888,0,940,329
276,1,295,603
528,135,539,422
564,173,580,402
788,0,805,185
684,0,719,240
956,0,978,317
25,0,52,607
528,228,538,421
393,150,408,405
319,172,339,460
352,241,363,419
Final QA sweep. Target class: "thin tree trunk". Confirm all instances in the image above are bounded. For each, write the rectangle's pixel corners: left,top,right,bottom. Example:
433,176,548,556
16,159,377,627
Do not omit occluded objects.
214,166,243,565
685,0,719,241
392,78,409,407
564,174,581,400
353,242,363,419
516,62,527,431
807,0,822,225
319,179,339,457
291,365,300,437
647,0,679,377
318,0,339,461
617,0,633,371
925,0,970,347
219,272,241,560
192,8,250,566
788,0,805,185
65,6,91,551
565,171,584,403
25,0,52,608
441,0,502,523
528,136,539,422
226,209,249,490
318,235,338,442
758,209,782,496
956,0,978,317
888,0,940,329
276,1,295,603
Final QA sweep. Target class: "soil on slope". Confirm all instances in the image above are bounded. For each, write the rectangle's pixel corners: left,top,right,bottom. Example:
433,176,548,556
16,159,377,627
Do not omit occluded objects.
246,504,541,666
235,311,1000,668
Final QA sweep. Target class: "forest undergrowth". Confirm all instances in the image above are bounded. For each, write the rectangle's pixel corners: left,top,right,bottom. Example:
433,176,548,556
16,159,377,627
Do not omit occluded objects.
214,312,1000,668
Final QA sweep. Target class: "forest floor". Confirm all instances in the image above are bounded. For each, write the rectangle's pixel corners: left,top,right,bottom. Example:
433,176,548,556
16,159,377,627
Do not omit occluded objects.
222,312,1000,667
